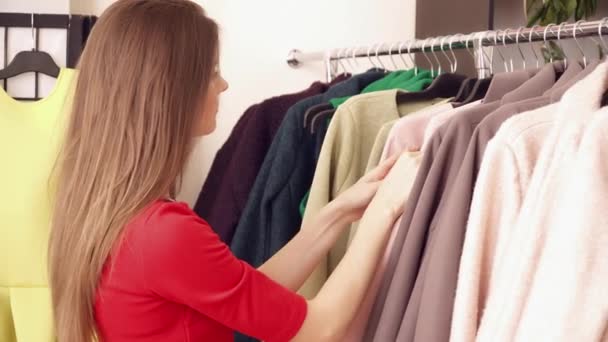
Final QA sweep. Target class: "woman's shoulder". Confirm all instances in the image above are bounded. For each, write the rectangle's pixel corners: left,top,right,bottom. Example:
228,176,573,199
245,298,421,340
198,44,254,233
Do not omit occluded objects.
124,199,217,256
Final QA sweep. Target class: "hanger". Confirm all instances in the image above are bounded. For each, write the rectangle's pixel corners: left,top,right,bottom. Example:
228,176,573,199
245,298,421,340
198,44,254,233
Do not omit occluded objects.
442,36,457,73
492,30,509,73
451,33,478,103
374,43,388,71
397,42,410,70
514,27,527,70
428,37,442,76
367,45,379,70
573,21,588,68
557,22,569,69
456,31,495,105
598,18,608,56
388,42,400,70
337,48,350,76
406,40,419,75
502,29,515,72
528,25,543,69
350,46,362,74
0,13,60,80
420,38,436,77
395,37,467,104
342,47,357,73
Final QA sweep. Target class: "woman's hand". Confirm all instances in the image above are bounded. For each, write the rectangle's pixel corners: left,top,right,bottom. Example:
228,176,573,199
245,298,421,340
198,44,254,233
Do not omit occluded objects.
364,151,413,221
330,154,399,223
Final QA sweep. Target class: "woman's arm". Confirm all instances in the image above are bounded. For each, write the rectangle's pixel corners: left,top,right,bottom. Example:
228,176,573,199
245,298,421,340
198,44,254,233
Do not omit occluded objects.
292,152,411,341
258,155,398,291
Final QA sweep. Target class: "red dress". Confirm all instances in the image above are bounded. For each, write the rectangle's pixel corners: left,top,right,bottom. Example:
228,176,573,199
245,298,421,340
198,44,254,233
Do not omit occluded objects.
95,200,307,341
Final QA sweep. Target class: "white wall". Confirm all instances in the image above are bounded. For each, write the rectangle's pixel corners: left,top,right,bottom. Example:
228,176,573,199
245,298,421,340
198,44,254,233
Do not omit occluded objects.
1,0,417,206
181,0,417,205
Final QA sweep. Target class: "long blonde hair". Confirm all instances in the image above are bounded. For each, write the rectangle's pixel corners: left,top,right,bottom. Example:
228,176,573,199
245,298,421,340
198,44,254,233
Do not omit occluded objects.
48,1,218,340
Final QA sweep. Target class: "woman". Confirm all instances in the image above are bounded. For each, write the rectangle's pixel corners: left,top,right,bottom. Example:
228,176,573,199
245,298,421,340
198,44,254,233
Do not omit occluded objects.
48,0,407,341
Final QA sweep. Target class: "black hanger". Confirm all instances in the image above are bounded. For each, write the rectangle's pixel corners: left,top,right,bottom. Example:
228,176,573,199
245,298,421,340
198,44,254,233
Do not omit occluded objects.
0,13,60,80
455,77,493,106
304,103,333,129
396,73,468,103
451,77,477,103
0,50,60,80
311,108,336,134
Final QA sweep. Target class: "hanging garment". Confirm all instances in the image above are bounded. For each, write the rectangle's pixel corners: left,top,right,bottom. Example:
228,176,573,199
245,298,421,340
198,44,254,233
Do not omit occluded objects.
364,119,399,172
342,150,423,342
450,61,596,342
365,98,454,174
330,69,435,108
473,61,608,342
381,66,558,342
228,71,383,342
400,61,583,342
193,79,337,244
0,68,76,342
381,100,456,157
507,108,608,341
299,71,441,217
298,89,449,298
230,70,385,267
365,70,538,342
341,100,458,342
348,98,455,252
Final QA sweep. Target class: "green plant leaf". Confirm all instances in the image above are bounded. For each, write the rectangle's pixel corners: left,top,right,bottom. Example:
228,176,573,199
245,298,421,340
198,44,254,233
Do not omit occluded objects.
565,0,578,18
527,3,547,26
587,0,597,17
576,0,586,19
541,4,557,26
526,0,542,14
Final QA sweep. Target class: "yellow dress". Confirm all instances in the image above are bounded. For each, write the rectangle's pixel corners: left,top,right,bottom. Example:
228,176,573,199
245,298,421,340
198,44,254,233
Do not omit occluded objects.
0,68,76,342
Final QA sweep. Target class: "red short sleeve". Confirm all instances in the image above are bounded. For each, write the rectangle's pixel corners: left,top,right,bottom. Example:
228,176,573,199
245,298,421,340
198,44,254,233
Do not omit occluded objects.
141,201,307,341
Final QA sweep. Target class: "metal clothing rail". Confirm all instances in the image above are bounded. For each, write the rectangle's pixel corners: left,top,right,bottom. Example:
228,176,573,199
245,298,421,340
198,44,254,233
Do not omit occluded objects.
287,18,608,80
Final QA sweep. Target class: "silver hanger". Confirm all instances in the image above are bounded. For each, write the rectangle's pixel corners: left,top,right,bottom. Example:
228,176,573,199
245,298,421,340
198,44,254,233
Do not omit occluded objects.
437,36,454,72
337,48,350,74
447,34,460,72
421,38,436,77
407,40,419,75
374,43,388,70
598,18,608,55
493,30,509,72
528,25,543,68
573,21,588,68
342,47,356,72
514,27,527,70
350,46,362,72
462,33,476,61
367,45,378,69
397,42,409,69
543,24,557,64
556,22,568,68
31,13,37,51
475,31,495,76
502,29,515,72
441,36,456,73
388,42,400,70
429,37,443,75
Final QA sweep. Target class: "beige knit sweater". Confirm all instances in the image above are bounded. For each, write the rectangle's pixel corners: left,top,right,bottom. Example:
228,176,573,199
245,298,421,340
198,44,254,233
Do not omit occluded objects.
298,90,446,298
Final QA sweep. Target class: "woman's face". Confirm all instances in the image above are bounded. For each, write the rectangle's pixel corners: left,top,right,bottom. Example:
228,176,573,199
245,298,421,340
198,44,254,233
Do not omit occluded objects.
195,58,229,136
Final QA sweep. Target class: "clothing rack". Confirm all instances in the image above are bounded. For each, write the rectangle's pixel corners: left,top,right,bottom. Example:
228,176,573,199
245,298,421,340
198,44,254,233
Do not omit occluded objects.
287,19,608,81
